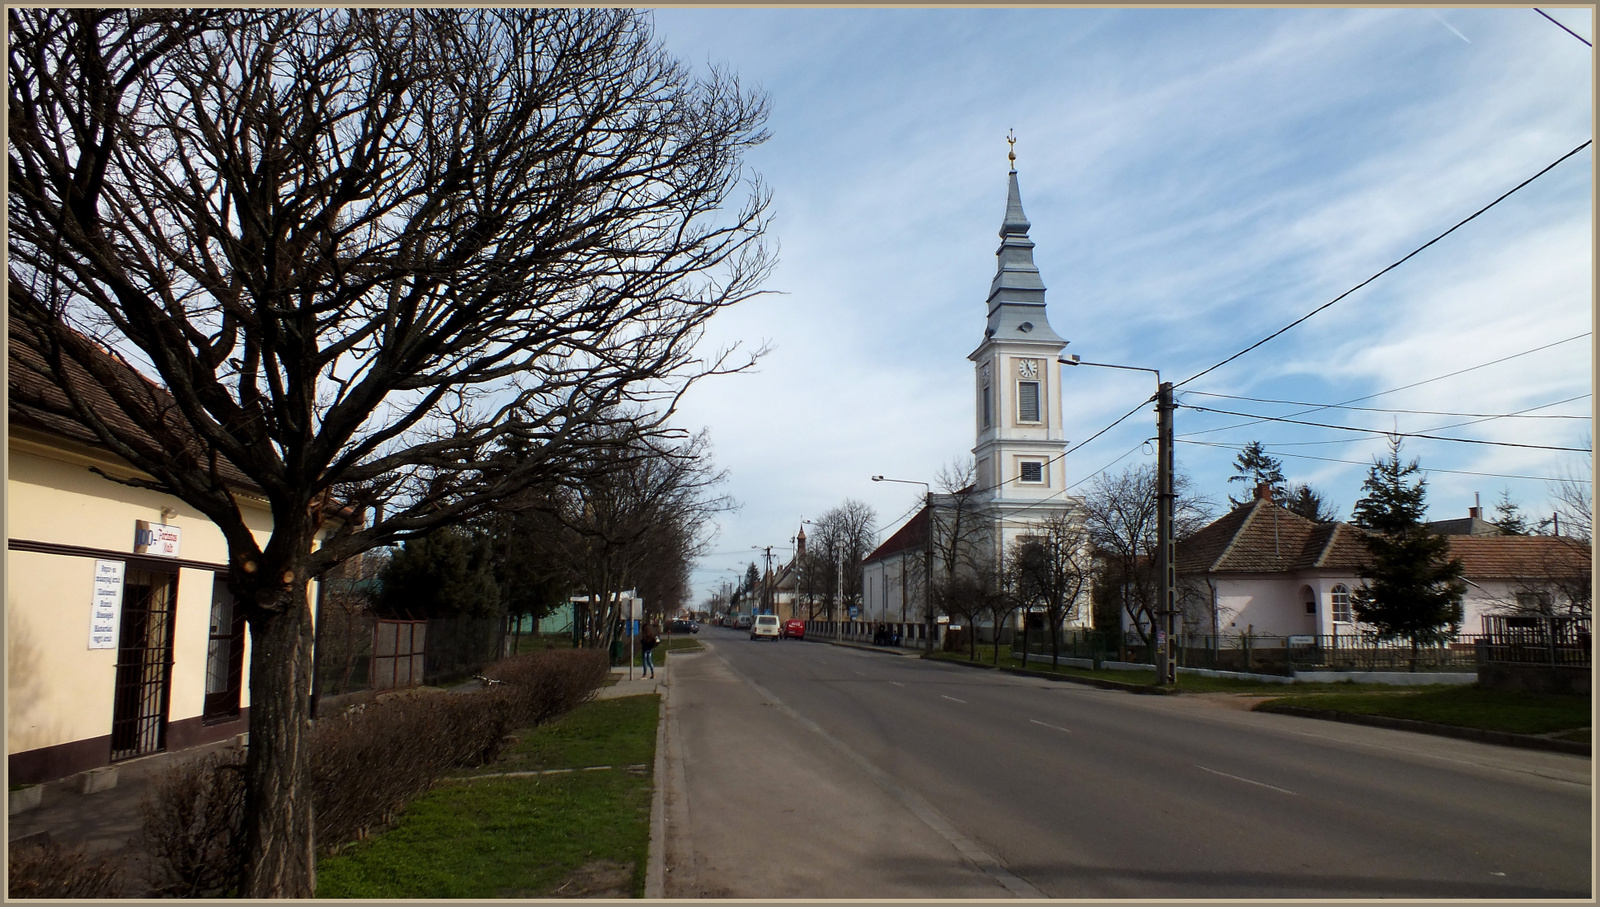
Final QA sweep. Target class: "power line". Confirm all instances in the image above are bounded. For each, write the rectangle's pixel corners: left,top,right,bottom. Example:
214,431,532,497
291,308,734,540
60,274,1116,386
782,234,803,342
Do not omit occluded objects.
1179,438,1585,483
1174,140,1593,389
1181,404,1589,452
1182,390,1591,420
1535,8,1593,46
1208,392,1594,447
1176,332,1592,439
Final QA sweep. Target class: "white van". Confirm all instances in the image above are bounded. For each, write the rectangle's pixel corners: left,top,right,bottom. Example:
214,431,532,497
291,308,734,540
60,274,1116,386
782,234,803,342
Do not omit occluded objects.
751,614,781,640
734,614,754,630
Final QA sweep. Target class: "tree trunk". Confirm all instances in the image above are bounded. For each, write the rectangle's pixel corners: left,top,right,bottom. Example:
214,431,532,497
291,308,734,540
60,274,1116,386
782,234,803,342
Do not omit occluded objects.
240,587,317,898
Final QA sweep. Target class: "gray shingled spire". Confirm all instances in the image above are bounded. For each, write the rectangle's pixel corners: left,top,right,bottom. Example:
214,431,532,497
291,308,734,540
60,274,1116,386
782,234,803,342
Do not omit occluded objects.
984,167,1063,344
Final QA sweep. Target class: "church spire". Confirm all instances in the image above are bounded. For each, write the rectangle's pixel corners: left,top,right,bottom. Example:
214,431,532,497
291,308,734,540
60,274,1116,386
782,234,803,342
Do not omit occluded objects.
982,133,1062,344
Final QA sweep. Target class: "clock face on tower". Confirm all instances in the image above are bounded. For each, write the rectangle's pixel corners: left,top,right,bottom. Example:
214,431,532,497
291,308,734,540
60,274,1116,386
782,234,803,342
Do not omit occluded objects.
1018,359,1038,378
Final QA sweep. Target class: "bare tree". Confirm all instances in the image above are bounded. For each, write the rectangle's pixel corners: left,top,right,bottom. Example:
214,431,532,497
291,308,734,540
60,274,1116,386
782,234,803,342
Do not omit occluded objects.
809,500,878,621
1082,464,1212,650
1548,438,1592,542
1009,512,1093,668
8,9,770,896
924,460,991,631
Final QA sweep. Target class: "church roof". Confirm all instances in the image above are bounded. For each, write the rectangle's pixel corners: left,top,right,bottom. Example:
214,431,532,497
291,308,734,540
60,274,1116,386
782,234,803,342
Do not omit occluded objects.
862,506,929,565
983,166,1064,346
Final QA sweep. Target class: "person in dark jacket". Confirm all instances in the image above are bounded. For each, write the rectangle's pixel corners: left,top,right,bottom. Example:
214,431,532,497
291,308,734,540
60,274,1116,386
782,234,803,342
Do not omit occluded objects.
641,623,659,679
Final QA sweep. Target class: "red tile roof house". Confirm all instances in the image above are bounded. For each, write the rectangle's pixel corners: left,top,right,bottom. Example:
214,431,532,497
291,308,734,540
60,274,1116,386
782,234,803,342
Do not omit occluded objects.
1171,484,1591,650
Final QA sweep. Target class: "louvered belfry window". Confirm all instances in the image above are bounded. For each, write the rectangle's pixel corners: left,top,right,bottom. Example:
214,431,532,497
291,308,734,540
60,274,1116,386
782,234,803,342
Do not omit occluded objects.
1018,380,1040,422
1020,461,1044,483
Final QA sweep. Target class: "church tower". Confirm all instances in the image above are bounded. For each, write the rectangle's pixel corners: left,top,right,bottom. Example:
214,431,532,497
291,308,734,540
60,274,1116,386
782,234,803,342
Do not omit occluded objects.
969,142,1071,513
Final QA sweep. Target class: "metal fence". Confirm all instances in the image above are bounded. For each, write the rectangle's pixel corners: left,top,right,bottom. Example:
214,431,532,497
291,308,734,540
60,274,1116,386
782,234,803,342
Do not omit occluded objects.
1026,631,1490,673
1478,615,1591,667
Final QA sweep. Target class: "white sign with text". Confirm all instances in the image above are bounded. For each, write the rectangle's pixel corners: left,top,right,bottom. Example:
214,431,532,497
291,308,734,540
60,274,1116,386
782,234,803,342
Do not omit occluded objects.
89,559,125,649
134,520,181,557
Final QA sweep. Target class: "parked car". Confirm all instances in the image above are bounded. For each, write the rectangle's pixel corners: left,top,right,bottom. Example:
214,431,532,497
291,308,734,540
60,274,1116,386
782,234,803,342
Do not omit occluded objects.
734,614,754,630
669,618,699,634
751,614,781,640
782,619,806,640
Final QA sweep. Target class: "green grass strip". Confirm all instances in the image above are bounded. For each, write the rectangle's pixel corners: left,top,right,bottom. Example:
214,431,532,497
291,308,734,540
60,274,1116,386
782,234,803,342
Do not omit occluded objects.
1260,686,1592,736
317,694,659,899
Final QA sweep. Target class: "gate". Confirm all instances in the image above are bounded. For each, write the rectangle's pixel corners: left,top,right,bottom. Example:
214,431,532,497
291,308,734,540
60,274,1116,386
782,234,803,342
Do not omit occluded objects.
110,568,179,761
371,619,427,690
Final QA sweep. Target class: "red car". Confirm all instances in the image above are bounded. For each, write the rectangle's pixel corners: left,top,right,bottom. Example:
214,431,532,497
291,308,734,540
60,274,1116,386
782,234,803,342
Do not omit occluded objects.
782,619,806,640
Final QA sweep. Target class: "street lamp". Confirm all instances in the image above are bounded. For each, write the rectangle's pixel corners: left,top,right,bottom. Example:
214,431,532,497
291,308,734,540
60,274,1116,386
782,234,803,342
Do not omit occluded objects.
872,475,936,654
1060,354,1177,686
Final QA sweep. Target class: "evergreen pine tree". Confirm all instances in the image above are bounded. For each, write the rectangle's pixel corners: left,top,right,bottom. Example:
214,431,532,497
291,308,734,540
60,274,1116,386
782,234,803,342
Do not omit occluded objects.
1284,483,1337,522
1227,441,1287,506
1349,437,1467,668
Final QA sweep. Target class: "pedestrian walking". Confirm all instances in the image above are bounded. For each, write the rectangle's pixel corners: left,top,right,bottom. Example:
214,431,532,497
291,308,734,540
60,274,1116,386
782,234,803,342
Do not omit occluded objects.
641,623,659,678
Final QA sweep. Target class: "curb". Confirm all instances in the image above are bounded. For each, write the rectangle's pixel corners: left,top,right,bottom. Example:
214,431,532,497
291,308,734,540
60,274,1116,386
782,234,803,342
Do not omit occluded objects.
924,654,1179,695
1255,704,1592,756
645,673,669,899
824,639,919,657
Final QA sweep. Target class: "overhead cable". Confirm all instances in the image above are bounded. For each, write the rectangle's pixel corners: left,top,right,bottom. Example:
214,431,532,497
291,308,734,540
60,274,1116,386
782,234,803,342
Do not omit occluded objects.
1174,140,1593,389
1181,404,1590,452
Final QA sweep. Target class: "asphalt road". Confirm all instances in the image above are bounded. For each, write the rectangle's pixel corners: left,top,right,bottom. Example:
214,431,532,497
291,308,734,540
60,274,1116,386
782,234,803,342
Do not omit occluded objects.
663,626,1592,899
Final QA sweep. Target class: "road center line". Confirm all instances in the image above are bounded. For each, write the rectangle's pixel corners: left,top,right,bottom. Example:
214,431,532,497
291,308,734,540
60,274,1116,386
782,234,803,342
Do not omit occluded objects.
942,695,967,704
854,670,867,676
889,681,905,687
1195,764,1296,795
1029,719,1071,733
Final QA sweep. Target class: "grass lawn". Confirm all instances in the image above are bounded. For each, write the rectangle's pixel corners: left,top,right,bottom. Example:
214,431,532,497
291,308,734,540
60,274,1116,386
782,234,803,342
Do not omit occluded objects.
1260,686,1593,737
316,694,659,899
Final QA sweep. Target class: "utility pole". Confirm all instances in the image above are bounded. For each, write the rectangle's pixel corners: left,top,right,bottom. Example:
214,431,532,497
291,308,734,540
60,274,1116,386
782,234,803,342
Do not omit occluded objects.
924,489,935,655
1155,381,1177,686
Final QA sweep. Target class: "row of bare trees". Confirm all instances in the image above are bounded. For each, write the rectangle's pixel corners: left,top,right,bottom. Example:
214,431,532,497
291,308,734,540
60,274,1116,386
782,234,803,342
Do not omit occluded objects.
9,8,772,896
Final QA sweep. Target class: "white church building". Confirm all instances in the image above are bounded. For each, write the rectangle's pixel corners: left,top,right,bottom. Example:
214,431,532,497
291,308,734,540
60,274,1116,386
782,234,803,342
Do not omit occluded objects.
862,156,1091,639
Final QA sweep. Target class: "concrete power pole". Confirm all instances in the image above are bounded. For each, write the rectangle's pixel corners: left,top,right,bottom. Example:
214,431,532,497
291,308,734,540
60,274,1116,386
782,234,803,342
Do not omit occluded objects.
1154,381,1178,686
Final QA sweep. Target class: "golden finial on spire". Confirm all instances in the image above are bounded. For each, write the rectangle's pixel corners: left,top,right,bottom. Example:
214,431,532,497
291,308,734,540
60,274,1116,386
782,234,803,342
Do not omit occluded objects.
1006,129,1017,170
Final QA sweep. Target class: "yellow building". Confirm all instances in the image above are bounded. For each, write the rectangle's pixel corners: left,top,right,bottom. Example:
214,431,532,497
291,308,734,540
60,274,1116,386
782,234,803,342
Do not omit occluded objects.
7,325,277,784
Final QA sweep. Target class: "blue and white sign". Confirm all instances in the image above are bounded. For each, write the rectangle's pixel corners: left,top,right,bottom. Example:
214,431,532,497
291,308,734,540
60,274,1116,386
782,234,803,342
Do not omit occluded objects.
134,520,181,557
89,560,125,649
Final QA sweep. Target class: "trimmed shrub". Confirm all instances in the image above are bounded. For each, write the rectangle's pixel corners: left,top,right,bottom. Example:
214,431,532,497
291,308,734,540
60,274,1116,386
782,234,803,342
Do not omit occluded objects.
136,643,608,888
482,647,610,727
8,840,126,899
310,688,513,850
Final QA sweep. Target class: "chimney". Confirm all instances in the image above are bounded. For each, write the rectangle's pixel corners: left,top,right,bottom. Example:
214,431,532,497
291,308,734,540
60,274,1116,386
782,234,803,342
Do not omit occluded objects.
1255,482,1274,503
1468,506,1482,520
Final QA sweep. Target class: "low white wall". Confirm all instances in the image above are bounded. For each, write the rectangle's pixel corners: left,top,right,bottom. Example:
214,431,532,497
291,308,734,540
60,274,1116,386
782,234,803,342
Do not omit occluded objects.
1014,652,1477,686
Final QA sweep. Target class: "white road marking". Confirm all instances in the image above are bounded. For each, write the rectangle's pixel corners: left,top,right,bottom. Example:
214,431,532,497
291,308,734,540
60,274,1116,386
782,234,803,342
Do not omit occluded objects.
1029,719,1072,733
942,695,967,704
854,670,867,676
889,681,905,687
1195,764,1296,795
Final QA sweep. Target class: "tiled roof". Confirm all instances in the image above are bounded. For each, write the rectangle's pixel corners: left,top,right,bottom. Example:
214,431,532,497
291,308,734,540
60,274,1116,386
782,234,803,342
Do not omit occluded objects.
1178,498,1590,581
8,318,260,492
1445,535,1591,580
1175,498,1363,574
863,507,928,564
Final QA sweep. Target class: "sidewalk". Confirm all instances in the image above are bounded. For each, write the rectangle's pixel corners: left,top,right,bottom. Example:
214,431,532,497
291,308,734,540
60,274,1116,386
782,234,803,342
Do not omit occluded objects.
7,735,245,895
598,659,668,699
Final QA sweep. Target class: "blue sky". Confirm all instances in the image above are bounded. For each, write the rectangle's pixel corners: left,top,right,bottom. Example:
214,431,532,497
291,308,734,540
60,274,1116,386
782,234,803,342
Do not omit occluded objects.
647,8,1594,603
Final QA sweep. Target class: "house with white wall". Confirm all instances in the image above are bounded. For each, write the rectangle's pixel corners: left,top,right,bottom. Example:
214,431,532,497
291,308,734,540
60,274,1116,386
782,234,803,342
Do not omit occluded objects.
1173,485,1590,641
